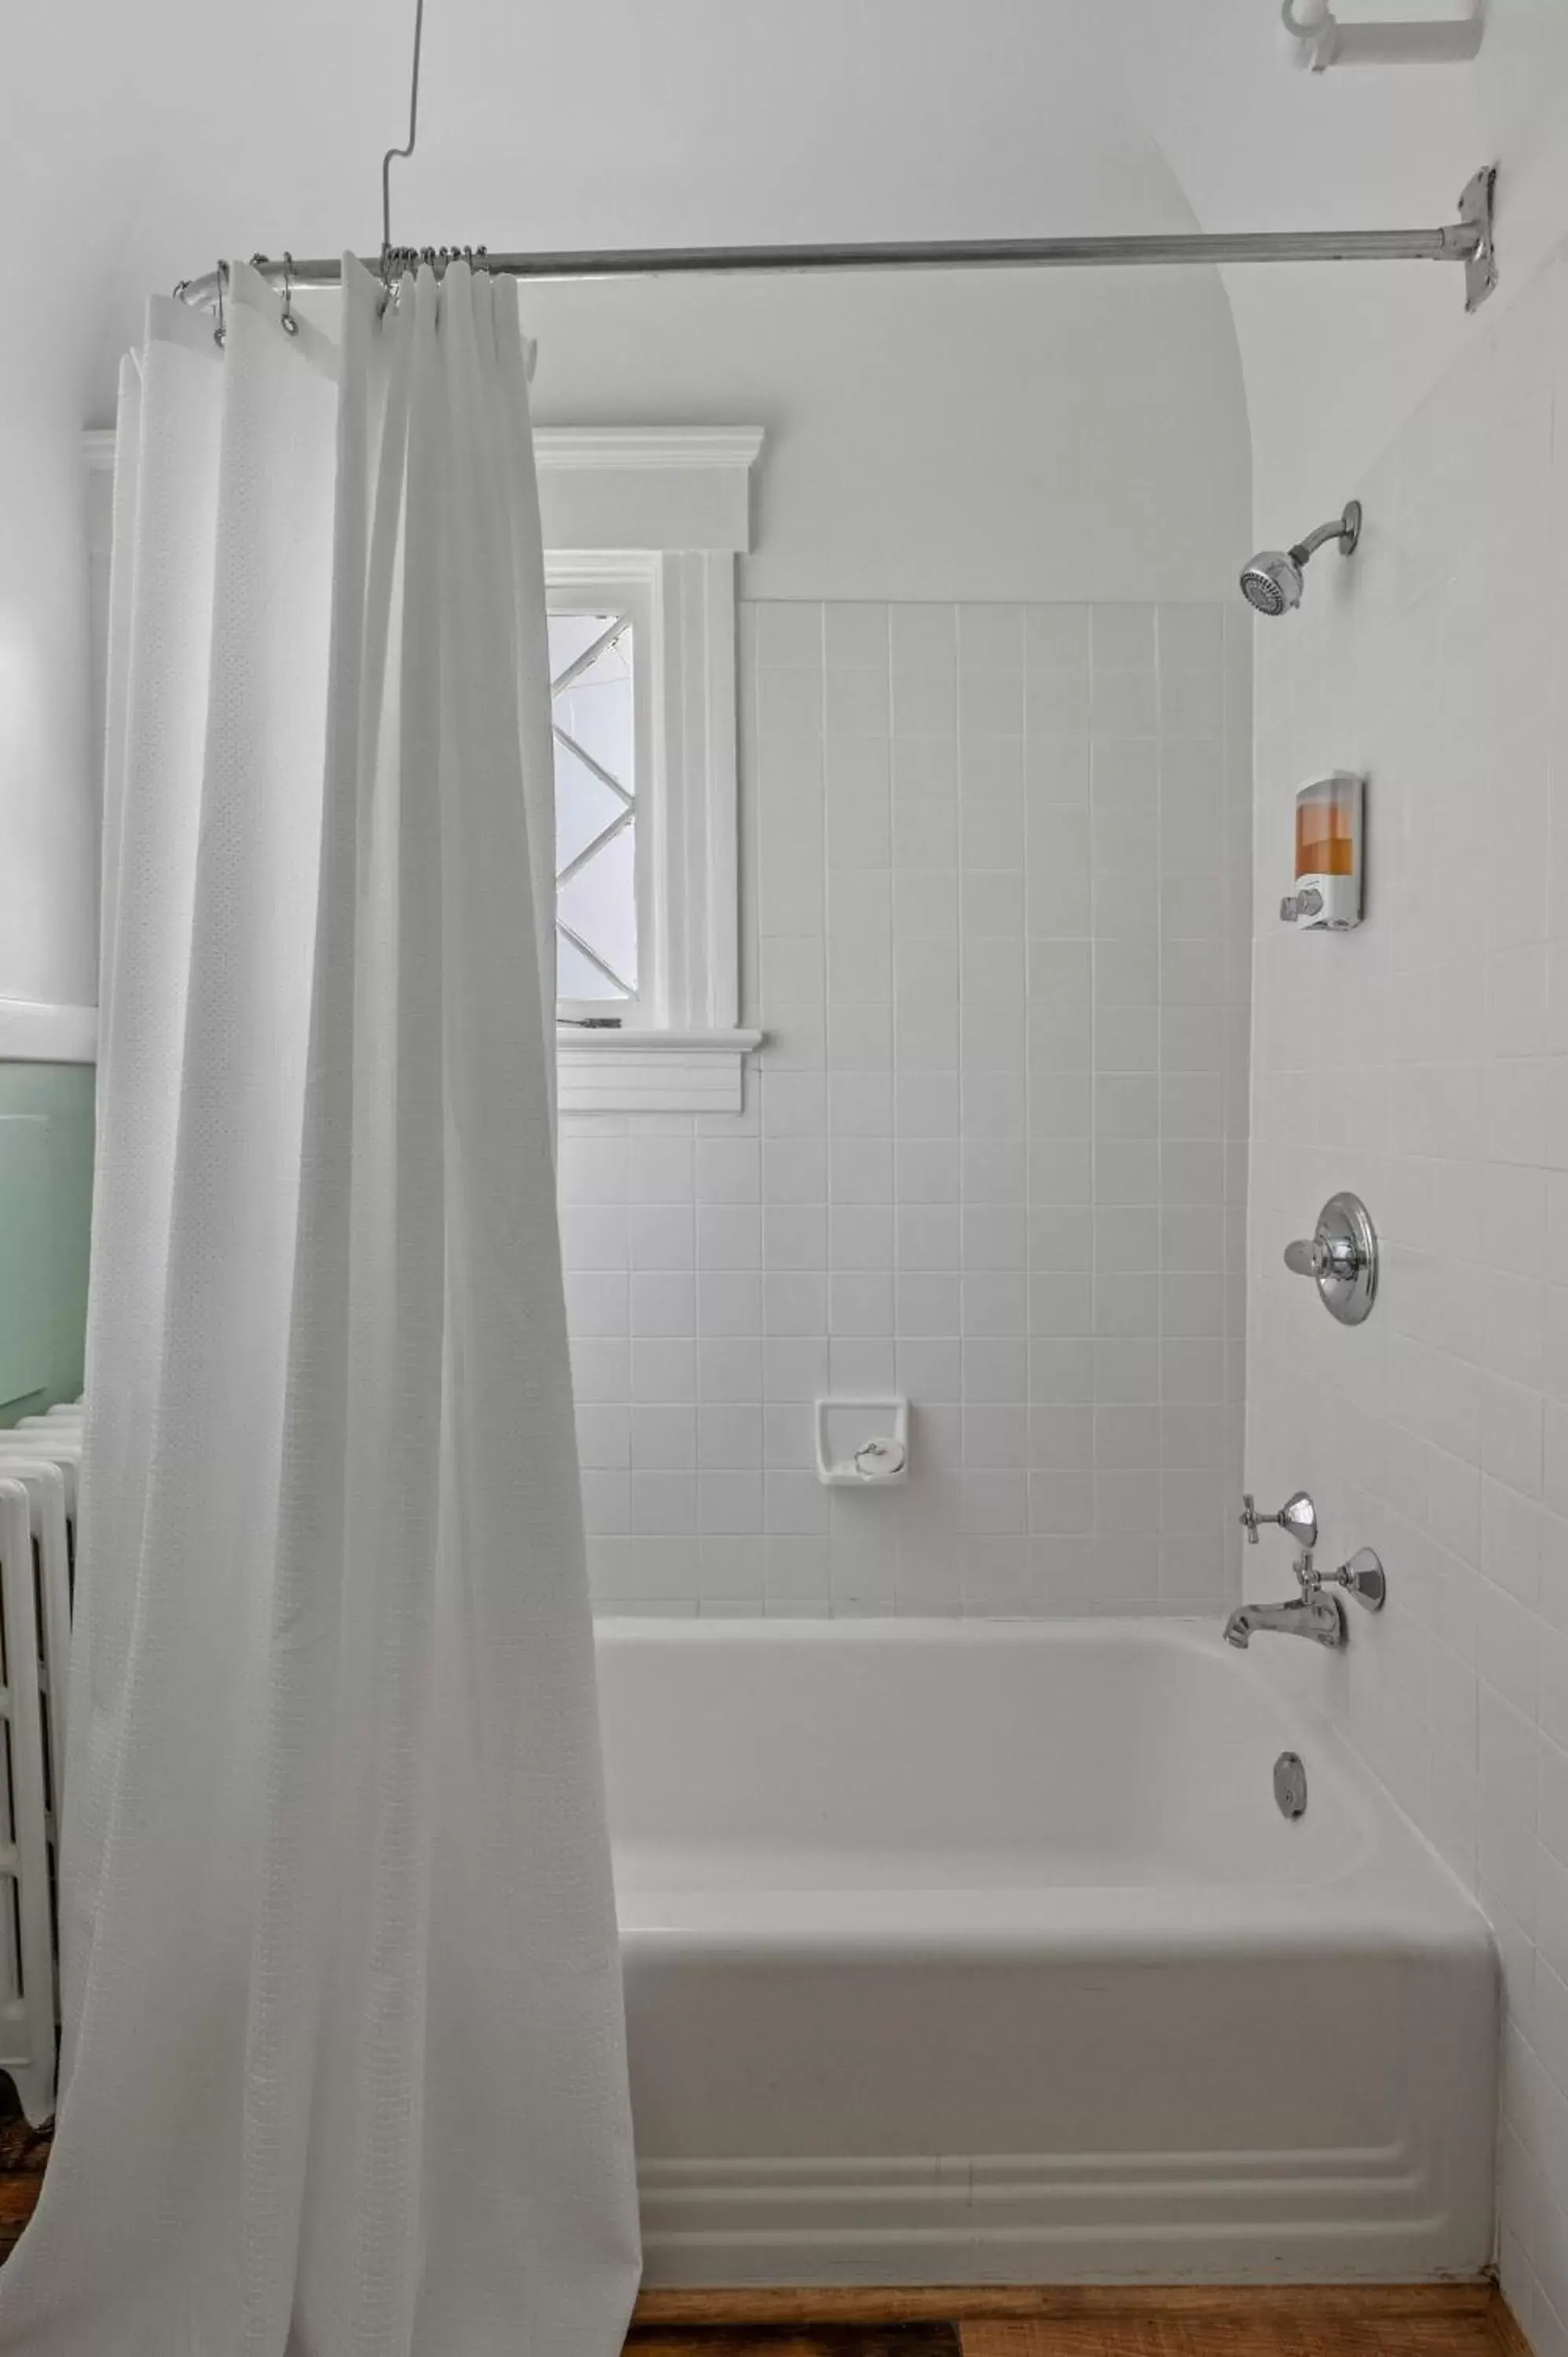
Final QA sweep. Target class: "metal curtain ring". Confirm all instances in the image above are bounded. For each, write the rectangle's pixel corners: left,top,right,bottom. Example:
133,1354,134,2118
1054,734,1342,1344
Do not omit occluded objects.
279,251,299,335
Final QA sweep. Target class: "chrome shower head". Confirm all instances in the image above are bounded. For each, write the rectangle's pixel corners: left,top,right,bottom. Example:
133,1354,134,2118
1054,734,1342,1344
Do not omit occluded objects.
1240,551,1304,617
1240,500,1362,618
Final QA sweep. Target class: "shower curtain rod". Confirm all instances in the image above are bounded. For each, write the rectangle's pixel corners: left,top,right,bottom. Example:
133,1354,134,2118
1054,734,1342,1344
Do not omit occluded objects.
176,165,1498,317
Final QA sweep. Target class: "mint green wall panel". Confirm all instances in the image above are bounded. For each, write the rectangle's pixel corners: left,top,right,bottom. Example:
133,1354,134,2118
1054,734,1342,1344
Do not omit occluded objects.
0,1063,94,1425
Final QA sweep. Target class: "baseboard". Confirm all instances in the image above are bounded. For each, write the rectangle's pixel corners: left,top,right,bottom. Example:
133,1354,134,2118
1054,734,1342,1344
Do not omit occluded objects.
632,2282,1498,2326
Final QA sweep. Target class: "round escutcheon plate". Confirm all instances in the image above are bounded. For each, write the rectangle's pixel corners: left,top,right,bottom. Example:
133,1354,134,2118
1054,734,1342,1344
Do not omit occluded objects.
1282,1190,1378,1327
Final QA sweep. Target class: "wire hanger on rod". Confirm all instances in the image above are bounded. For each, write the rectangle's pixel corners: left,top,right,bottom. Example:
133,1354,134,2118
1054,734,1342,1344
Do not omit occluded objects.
375,0,490,302
183,0,486,346
379,0,425,290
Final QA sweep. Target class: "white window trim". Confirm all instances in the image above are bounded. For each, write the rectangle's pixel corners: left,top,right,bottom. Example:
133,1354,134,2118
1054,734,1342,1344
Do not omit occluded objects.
82,423,765,1116
537,428,764,1116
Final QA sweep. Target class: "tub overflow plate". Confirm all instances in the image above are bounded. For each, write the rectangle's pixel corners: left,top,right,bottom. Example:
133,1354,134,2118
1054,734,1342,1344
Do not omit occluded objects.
1273,1751,1308,1820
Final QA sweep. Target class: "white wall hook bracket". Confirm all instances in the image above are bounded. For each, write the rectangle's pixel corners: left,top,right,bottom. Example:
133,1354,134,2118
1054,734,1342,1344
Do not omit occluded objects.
815,1398,910,1488
1281,0,1483,71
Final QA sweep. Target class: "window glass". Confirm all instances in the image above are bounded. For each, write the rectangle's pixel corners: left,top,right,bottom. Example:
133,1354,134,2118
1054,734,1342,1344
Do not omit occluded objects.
548,610,636,1003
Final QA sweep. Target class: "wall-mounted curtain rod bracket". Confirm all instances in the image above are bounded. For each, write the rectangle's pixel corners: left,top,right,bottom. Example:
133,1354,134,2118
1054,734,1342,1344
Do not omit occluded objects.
173,165,1498,318
1457,163,1498,311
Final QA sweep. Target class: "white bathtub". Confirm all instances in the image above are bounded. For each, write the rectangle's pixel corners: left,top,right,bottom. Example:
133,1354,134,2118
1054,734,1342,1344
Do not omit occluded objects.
595,1616,1496,2288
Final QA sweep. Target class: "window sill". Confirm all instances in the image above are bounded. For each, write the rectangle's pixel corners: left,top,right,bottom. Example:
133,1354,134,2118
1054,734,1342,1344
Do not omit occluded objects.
557,1027,763,1116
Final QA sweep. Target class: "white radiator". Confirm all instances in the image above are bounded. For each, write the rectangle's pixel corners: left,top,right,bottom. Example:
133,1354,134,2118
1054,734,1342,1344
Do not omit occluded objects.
0,1404,81,2125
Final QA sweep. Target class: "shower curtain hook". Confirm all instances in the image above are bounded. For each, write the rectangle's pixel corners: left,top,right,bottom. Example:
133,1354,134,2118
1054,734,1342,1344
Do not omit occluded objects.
278,251,299,335
213,261,226,350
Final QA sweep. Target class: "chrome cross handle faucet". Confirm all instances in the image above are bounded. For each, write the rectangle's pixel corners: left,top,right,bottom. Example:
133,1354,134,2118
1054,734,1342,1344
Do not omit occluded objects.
1224,1533,1387,1652
1240,1490,1318,1551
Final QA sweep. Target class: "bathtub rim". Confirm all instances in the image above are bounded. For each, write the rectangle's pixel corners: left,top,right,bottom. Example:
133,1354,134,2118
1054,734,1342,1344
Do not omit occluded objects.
596,1611,1497,1964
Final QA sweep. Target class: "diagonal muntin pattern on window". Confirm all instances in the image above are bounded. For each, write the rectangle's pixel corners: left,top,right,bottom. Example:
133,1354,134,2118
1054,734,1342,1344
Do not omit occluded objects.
548,610,636,1000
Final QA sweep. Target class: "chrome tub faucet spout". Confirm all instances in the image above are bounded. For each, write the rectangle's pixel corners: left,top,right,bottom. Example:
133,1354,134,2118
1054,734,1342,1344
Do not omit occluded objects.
1224,1583,1347,1650
1225,1488,1387,1650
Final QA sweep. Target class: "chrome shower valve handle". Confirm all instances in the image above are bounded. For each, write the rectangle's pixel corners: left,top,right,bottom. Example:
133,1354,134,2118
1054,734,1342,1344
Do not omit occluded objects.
1283,1191,1378,1327
1284,1541,1387,1615
1313,1546,1387,1612
1283,1233,1354,1282
1240,1489,1318,1552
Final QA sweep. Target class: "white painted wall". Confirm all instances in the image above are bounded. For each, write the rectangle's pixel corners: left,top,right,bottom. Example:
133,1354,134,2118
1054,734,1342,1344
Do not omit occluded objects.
0,306,98,1021
0,54,108,1030
523,268,1250,603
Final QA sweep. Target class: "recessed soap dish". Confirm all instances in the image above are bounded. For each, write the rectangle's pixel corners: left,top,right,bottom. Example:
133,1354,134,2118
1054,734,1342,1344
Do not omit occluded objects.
815,1398,910,1487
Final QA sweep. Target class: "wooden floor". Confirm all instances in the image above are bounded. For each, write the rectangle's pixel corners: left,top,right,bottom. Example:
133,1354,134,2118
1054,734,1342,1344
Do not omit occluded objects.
0,2113,50,2263
625,2284,1522,2357
628,2330,962,2356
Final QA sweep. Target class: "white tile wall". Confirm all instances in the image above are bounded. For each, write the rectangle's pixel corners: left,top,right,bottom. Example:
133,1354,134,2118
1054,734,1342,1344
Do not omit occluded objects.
1245,248,1568,2341
564,596,1252,1618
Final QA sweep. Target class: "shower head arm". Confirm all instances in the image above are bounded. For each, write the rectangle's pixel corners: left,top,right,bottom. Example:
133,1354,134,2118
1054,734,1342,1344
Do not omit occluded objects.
1290,503,1363,566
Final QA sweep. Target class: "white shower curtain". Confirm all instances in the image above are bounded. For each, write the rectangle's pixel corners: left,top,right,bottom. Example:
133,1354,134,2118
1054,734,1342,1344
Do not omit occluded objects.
0,257,640,2356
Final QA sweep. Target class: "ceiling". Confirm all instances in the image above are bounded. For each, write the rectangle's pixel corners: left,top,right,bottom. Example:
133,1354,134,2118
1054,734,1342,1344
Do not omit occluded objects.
10,0,1568,508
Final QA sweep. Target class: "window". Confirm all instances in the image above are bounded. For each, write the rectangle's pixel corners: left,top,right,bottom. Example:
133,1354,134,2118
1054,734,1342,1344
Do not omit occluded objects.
536,427,765,1113
548,601,644,1011
84,422,765,1113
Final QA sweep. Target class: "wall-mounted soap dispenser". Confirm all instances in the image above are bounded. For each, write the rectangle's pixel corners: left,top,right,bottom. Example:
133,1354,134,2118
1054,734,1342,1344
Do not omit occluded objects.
1280,771,1363,930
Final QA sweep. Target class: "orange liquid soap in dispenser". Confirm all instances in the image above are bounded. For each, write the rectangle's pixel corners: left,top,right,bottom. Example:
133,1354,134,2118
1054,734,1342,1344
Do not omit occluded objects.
1280,772,1363,931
